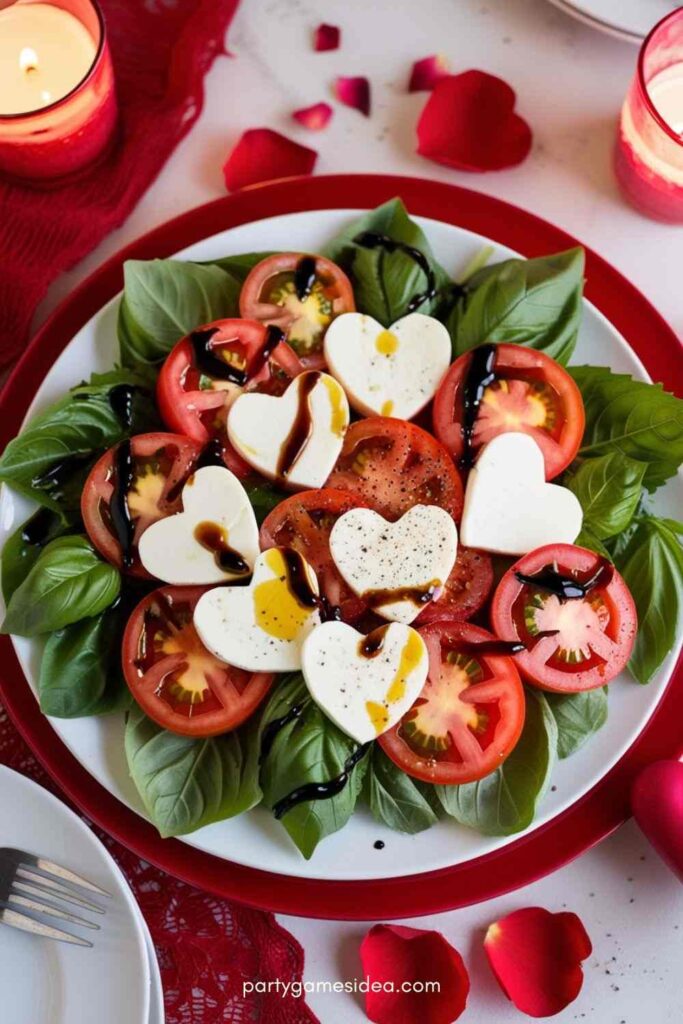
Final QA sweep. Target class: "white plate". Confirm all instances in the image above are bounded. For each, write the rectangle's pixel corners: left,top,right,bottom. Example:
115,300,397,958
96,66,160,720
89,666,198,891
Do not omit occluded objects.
547,0,678,42
0,766,151,1024
1,209,680,883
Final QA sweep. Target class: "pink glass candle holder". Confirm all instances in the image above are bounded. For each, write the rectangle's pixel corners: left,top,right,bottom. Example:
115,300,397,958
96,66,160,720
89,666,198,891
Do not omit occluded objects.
0,0,117,186
615,8,683,222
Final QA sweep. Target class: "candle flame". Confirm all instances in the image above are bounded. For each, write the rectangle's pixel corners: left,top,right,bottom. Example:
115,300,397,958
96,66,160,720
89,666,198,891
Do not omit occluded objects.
19,47,39,74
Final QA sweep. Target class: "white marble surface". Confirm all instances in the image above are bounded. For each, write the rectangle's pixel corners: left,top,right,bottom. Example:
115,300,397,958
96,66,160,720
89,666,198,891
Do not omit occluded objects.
35,0,682,1021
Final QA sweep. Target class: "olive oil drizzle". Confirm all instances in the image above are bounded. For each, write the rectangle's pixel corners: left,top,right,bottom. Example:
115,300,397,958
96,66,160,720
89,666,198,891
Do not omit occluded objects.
515,558,614,601
294,256,317,300
110,440,136,569
354,231,437,313
276,371,320,479
459,343,497,468
273,742,371,819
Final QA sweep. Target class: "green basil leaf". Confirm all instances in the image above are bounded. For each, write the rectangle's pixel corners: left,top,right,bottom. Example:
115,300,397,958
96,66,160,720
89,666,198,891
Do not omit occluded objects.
323,198,451,324
435,689,557,835
206,252,276,279
39,604,131,717
0,372,158,511
125,705,262,837
119,259,240,368
2,535,120,637
244,479,289,526
545,688,608,759
574,529,612,559
615,516,683,684
1,509,72,603
571,365,683,491
448,248,584,364
564,453,646,539
364,746,439,834
259,674,369,859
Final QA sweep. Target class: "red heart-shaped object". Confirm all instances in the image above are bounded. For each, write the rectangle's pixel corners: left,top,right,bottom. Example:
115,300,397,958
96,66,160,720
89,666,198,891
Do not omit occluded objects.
632,760,683,881
417,69,532,172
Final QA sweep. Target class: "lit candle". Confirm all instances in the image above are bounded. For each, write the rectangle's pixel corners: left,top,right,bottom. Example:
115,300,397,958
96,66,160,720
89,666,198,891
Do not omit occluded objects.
0,0,117,185
0,4,97,115
615,9,683,222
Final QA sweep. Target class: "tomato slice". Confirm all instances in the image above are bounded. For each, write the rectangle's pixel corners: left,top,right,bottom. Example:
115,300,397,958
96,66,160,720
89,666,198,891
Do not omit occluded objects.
379,620,525,784
328,417,464,522
156,318,303,457
416,547,494,625
122,585,274,737
491,543,637,692
239,253,355,368
259,488,369,622
432,343,585,479
81,432,202,576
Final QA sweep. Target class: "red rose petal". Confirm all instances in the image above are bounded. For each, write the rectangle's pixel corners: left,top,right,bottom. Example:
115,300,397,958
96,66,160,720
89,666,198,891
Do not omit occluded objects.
314,23,340,52
223,129,317,192
292,102,333,132
417,69,532,171
484,907,592,1017
409,54,451,92
360,924,469,1024
632,760,683,881
335,76,371,117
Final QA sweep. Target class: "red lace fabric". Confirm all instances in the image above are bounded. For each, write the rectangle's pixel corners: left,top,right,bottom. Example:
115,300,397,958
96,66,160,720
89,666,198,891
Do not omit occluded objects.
0,0,241,369
0,702,319,1024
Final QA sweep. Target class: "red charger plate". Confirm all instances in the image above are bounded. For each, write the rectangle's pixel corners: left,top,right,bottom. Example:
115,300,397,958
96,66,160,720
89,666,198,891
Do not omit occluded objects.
1,174,681,920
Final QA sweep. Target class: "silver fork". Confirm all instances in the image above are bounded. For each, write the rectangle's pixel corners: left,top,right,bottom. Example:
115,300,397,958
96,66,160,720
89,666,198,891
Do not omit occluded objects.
0,847,111,947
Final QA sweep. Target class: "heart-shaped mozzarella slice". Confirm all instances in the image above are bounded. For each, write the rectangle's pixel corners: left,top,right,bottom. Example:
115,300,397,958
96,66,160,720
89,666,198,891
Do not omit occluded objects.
460,432,583,555
302,621,428,743
323,312,451,420
193,547,321,671
138,466,259,584
227,369,349,489
329,504,458,624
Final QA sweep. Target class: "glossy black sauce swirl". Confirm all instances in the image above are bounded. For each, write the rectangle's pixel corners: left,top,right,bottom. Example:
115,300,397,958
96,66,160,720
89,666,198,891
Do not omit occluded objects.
190,327,248,385
195,438,226,470
21,507,59,547
276,372,320,478
108,384,136,429
294,256,317,300
273,742,371,819
459,343,497,468
354,231,437,313
193,522,250,576
109,440,136,569
260,702,305,763
515,558,614,601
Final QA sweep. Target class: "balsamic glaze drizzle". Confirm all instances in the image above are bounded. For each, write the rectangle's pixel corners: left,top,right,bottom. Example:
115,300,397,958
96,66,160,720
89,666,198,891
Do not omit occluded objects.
31,452,93,497
459,343,497,468
249,325,285,379
294,256,317,301
273,742,371,820
373,840,385,850
279,548,320,608
190,327,248,385
515,558,614,601
455,638,527,656
354,231,437,313
109,440,136,569
363,581,439,610
21,507,59,547
108,384,136,429
260,703,305,763
193,522,251,575
358,625,390,658
276,372,320,478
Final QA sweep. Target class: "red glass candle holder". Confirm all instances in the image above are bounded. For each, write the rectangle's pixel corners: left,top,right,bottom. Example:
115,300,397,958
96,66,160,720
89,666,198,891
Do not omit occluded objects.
0,0,117,186
615,8,683,223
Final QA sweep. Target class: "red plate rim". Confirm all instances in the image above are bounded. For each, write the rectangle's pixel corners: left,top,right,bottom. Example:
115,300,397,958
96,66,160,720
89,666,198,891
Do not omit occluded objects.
1,174,681,920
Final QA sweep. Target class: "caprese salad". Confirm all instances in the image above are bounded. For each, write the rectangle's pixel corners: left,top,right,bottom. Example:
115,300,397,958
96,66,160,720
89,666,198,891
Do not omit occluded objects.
2,199,681,859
